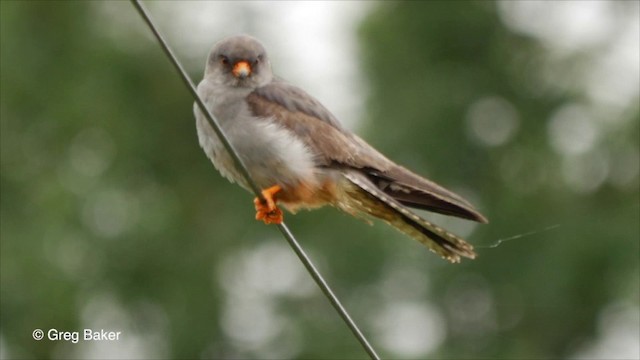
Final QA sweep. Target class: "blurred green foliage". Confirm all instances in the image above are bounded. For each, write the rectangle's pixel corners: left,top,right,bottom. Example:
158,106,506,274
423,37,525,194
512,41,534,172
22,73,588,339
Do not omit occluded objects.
359,2,639,359
1,1,638,359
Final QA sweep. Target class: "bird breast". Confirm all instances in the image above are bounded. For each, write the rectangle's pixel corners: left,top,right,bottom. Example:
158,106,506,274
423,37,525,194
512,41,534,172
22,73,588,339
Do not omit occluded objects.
194,79,319,193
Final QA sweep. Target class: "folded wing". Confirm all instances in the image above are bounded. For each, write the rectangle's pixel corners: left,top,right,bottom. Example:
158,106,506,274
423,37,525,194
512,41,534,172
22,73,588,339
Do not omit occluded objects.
246,80,487,223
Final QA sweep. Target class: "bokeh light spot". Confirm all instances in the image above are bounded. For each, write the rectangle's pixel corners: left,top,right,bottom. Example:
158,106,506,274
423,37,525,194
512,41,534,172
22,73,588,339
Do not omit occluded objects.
548,104,599,156
374,301,446,358
466,96,520,147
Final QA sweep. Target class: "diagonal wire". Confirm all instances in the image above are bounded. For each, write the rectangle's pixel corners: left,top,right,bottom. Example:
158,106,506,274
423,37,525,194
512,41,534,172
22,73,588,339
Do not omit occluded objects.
129,1,381,359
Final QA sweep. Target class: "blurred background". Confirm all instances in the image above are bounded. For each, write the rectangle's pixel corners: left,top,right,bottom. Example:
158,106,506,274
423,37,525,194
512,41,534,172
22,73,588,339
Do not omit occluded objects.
1,1,638,359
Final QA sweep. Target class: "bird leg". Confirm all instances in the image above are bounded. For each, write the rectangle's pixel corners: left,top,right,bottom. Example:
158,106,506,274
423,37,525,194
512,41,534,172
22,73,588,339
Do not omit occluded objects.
254,185,283,224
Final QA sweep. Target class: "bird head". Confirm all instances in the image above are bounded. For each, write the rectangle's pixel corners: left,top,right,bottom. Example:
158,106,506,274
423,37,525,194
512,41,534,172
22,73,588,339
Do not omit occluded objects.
205,35,273,88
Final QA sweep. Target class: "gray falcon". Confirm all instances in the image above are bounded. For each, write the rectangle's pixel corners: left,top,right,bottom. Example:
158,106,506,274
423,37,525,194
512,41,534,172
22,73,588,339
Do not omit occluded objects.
194,35,488,263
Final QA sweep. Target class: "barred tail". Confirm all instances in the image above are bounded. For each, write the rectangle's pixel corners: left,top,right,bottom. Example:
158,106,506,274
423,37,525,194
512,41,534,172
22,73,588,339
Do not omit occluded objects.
342,172,476,263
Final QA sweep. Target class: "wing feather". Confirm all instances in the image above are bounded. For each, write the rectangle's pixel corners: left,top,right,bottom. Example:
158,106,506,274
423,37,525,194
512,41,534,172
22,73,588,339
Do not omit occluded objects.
246,80,487,223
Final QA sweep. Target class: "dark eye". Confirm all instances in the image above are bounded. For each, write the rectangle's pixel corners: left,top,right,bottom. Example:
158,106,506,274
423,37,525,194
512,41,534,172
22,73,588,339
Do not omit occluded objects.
219,55,230,65
254,55,263,65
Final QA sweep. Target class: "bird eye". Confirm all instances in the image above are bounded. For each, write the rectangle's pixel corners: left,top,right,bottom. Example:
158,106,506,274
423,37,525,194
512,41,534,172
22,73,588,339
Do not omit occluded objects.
219,55,230,65
254,55,263,64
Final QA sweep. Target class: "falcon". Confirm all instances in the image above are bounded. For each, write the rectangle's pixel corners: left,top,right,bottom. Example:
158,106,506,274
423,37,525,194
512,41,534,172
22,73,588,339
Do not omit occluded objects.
194,35,487,262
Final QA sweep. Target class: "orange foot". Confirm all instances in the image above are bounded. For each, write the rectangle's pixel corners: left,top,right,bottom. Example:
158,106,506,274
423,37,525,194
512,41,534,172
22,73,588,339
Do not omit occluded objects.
254,185,283,225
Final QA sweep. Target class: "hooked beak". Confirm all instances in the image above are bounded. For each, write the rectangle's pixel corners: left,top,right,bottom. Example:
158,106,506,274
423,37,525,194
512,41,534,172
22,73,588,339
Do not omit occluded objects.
232,61,251,79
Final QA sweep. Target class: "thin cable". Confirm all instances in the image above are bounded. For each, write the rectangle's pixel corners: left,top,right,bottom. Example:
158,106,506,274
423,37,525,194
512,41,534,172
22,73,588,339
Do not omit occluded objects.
129,1,380,359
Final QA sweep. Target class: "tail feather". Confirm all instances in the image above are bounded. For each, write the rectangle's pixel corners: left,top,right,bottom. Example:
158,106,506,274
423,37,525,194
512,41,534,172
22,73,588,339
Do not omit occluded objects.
342,172,476,263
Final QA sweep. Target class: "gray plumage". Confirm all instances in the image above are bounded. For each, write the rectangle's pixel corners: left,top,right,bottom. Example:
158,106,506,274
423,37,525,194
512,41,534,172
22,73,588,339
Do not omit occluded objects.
194,35,487,263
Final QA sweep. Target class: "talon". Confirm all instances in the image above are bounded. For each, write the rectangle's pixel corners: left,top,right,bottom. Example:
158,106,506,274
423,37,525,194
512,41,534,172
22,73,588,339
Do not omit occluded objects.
254,197,263,211
253,185,283,225
264,207,283,224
